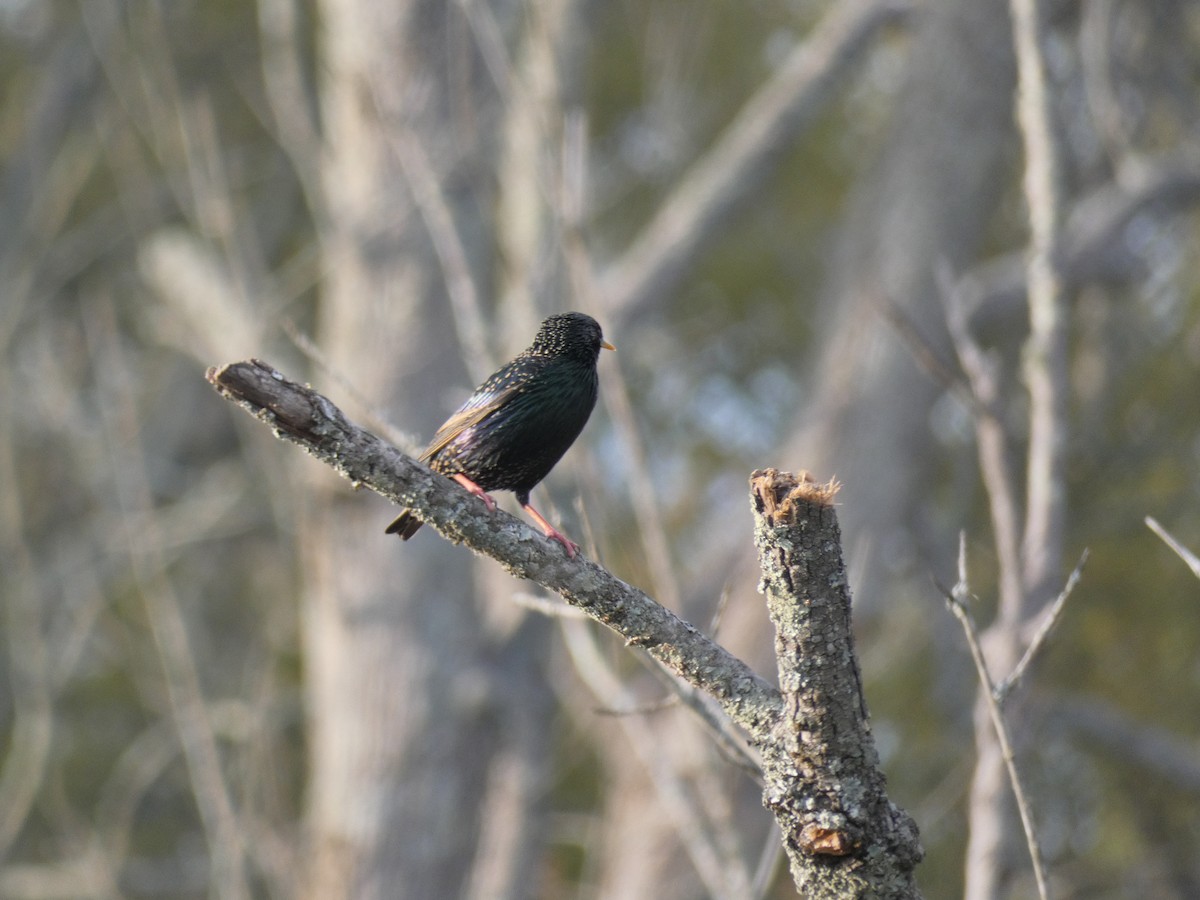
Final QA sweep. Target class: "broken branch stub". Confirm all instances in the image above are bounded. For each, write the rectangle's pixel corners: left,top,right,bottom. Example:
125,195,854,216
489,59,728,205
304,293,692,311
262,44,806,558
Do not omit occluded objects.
750,468,922,899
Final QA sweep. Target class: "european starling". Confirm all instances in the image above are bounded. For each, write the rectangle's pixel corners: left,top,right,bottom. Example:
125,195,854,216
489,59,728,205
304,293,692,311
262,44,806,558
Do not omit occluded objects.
385,311,614,556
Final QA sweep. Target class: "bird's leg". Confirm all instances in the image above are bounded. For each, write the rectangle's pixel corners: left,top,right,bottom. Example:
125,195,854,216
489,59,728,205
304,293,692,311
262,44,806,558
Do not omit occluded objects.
521,501,579,558
452,473,497,512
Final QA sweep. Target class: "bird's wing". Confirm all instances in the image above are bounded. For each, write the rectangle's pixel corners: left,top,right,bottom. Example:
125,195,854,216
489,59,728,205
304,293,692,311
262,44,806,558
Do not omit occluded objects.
420,392,512,460
420,359,542,461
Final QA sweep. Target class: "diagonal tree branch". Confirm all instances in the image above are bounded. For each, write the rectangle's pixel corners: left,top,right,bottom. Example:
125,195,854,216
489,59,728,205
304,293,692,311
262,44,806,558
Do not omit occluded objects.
207,358,783,737
995,548,1088,704
1145,516,1200,582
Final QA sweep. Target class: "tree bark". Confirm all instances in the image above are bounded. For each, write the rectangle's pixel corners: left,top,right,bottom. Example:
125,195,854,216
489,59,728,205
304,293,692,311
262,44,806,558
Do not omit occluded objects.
751,470,922,898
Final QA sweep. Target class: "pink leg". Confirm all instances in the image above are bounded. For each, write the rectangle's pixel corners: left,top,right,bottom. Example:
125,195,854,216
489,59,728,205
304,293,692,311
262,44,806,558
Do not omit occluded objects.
452,473,497,512
522,502,579,558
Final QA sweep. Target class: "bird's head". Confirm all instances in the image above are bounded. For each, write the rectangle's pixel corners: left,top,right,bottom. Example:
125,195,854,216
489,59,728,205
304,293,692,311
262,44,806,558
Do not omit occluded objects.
529,312,616,362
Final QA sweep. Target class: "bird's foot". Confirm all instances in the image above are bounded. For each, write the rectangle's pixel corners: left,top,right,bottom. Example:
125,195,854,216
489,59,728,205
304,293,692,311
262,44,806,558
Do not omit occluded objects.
522,503,578,558
543,528,579,558
452,473,497,512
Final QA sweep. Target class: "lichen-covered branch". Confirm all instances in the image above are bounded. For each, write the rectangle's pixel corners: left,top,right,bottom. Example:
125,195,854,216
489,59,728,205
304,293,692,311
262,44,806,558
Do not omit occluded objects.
206,359,782,737
750,469,922,899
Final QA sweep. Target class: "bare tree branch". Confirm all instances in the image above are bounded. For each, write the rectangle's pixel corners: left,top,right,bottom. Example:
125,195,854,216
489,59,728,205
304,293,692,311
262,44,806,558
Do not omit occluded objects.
996,548,1089,704
1145,516,1200,581
941,535,1050,900
1011,0,1069,610
939,267,1025,622
206,359,783,736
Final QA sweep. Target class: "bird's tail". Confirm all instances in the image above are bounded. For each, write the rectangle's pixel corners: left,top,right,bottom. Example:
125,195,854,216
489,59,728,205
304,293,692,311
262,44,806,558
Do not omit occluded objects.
384,511,424,540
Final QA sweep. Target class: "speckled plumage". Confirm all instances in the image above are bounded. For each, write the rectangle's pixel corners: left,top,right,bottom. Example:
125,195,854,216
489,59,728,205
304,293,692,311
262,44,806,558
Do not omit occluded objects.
386,312,612,555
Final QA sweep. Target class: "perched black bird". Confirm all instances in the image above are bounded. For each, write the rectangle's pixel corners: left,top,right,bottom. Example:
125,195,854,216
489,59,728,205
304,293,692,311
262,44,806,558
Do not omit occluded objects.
386,311,614,556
